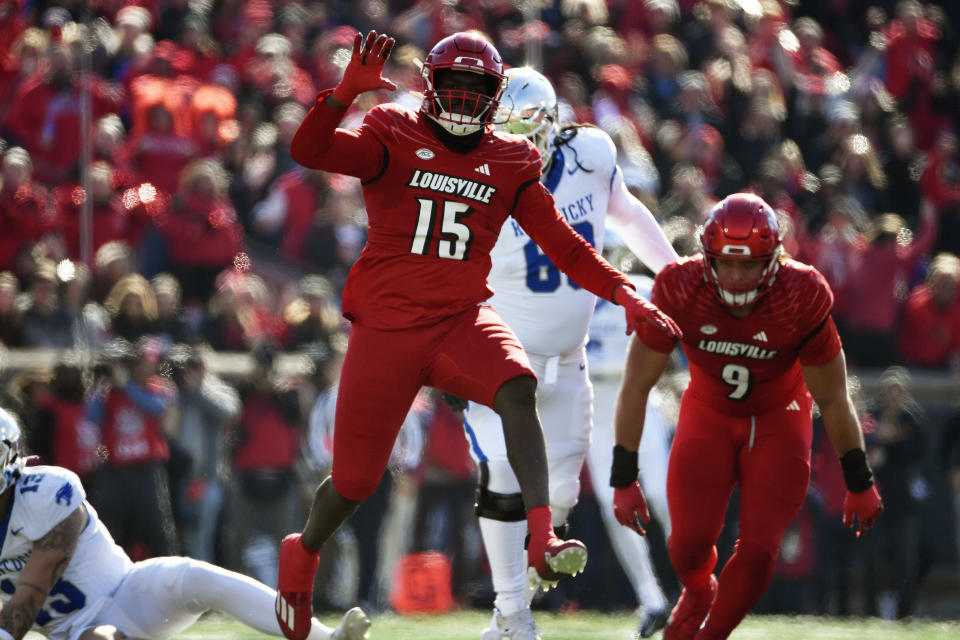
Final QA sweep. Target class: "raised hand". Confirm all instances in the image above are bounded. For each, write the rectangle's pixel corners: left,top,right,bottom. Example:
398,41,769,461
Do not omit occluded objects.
332,30,397,104
614,284,682,339
613,480,651,535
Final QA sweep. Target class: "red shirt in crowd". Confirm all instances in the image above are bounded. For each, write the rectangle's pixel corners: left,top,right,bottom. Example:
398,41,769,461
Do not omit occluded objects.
898,283,960,368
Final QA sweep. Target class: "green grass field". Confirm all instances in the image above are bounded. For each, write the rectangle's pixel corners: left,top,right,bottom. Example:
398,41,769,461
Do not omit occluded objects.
44,609,956,640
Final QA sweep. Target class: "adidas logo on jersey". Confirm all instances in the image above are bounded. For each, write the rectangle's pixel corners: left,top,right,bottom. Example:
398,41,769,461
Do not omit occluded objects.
786,400,801,411
474,163,491,175
753,331,768,342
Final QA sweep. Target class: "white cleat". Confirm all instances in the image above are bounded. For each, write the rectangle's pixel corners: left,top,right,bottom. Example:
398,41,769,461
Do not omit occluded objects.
480,607,541,640
331,607,371,640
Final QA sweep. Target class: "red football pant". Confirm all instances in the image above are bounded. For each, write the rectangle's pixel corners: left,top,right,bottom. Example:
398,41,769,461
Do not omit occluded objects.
331,305,533,501
666,389,813,638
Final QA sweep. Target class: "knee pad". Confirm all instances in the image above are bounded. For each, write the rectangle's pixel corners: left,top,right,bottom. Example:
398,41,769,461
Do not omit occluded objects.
475,462,526,522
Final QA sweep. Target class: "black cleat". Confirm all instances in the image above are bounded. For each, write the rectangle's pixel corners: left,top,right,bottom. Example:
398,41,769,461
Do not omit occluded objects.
637,609,668,638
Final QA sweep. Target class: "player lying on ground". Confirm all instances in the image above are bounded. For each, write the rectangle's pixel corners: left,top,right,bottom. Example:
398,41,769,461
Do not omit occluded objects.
0,407,369,640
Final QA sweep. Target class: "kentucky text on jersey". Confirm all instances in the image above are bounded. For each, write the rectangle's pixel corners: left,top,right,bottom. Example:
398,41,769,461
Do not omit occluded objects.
558,194,594,223
696,339,779,359
406,169,497,204
0,553,31,576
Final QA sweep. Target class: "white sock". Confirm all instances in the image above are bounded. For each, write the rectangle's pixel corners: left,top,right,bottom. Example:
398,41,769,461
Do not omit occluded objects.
551,505,569,530
479,517,530,617
180,560,336,640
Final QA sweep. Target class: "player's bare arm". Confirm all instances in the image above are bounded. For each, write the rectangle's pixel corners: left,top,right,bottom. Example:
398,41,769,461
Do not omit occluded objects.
615,335,672,452
802,350,865,456
608,335,671,536
0,505,85,639
803,349,884,536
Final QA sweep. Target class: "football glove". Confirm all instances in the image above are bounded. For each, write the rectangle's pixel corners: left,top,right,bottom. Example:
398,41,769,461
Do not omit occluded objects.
613,481,651,535
332,30,397,104
613,284,682,339
843,485,883,537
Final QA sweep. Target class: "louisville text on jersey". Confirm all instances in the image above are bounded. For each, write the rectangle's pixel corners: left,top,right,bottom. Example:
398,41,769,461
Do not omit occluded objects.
696,339,779,360
407,169,497,204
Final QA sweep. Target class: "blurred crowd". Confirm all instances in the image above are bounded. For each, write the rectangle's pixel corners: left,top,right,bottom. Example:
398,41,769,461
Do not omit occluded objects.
2,0,960,622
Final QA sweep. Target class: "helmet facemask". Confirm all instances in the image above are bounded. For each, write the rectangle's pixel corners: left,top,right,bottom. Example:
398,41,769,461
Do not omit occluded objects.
422,67,505,136
0,408,26,494
700,193,783,307
420,32,507,137
704,250,781,307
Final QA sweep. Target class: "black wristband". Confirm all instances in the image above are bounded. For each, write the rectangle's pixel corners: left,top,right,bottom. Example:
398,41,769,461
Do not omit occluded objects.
610,445,639,488
840,448,874,493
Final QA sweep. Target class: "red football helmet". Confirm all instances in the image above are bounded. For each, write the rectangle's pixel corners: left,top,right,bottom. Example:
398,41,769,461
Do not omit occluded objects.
421,32,507,136
700,193,782,306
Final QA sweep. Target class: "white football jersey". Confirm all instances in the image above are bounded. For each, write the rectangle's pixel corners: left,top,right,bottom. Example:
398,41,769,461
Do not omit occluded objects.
586,275,654,378
0,465,132,636
486,126,619,355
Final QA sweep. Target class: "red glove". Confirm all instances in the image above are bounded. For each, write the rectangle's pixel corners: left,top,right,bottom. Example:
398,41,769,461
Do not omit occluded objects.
331,30,397,104
613,284,682,339
526,505,587,581
613,481,651,535
843,485,883,537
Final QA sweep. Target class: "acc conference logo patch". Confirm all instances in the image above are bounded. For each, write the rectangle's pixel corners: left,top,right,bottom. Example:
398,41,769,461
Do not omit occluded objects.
415,148,435,160
700,324,718,335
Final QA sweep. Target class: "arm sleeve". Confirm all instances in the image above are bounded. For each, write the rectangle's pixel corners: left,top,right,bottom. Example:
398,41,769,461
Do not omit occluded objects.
797,270,842,366
289,89,385,181
123,383,171,416
634,270,680,353
513,180,630,302
606,166,679,274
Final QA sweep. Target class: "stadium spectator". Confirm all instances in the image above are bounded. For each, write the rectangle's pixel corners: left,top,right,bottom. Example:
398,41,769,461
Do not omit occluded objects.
125,76,198,196
0,270,22,346
283,275,342,351
88,336,179,559
2,37,124,185
839,207,937,368
898,252,960,369
162,158,244,303
885,0,943,150
103,273,158,343
0,146,58,275
58,259,108,351
33,355,100,486
151,271,199,347
19,259,73,349
168,343,240,563
861,366,928,619
90,239,135,304
229,341,303,585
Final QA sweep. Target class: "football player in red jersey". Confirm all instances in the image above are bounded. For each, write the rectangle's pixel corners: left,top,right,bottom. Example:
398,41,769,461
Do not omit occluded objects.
610,193,884,640
272,30,681,640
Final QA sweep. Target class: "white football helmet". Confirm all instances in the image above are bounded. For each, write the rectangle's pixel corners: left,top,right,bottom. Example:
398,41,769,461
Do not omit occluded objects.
494,67,558,169
0,407,25,494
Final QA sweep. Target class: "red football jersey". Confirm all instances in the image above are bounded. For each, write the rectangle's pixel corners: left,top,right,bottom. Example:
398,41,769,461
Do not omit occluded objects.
291,95,628,329
637,255,842,416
